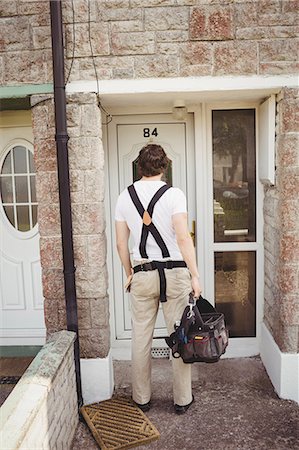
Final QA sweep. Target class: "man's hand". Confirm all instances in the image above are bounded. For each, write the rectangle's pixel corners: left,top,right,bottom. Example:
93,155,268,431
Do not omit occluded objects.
191,276,202,299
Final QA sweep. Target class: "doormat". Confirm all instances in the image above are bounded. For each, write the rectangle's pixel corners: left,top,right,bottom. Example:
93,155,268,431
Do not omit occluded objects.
81,396,160,450
0,376,21,385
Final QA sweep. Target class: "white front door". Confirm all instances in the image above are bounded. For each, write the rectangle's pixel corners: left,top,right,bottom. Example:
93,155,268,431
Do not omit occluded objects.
0,113,45,345
107,114,195,341
107,107,260,357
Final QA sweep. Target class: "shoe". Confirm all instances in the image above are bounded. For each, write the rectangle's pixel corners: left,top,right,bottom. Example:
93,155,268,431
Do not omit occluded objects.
174,395,194,415
135,400,151,412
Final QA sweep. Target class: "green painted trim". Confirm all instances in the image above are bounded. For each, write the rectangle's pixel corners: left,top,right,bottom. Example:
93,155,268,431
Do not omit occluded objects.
0,84,53,99
0,346,42,357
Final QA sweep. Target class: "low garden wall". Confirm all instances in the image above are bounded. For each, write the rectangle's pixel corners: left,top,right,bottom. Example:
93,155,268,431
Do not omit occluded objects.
0,330,79,449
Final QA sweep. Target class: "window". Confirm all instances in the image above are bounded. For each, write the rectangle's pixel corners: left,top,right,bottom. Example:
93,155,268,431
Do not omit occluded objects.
0,145,37,232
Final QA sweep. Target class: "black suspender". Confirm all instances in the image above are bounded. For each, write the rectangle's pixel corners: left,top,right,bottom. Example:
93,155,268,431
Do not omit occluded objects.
128,184,171,259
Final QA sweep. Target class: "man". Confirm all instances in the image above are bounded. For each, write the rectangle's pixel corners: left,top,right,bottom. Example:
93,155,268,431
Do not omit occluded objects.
115,144,202,414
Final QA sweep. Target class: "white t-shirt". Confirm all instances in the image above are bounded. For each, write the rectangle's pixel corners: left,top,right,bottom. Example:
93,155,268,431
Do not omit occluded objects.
115,180,187,260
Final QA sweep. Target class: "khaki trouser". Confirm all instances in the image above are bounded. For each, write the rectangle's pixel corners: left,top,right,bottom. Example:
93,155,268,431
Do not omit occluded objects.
130,263,192,406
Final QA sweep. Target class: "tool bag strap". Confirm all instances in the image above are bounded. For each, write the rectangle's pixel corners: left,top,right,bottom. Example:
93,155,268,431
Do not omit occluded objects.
128,184,171,259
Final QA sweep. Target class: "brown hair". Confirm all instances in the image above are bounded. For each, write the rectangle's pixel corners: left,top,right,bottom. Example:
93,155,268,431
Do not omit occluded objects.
137,144,169,177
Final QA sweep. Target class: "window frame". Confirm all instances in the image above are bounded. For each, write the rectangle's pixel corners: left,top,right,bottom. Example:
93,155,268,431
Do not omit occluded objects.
0,139,38,240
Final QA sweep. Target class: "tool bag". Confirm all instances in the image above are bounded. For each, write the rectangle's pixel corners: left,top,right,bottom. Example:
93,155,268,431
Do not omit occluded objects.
165,295,229,363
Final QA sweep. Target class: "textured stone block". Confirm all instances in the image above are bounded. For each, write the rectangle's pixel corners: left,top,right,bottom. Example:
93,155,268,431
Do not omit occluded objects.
0,0,17,16
279,295,299,325
278,169,299,200
276,134,299,167
0,17,31,51
3,51,51,84
42,269,65,299
90,297,110,328
274,322,298,353
77,299,92,330
180,41,212,72
79,327,110,358
84,169,105,203
236,26,299,40
235,2,258,28
190,5,234,40
40,237,63,270
279,200,299,232
134,54,178,77
65,23,109,58
145,6,189,31
80,104,101,137
87,234,107,267
156,30,189,42
282,0,299,12
279,99,299,133
33,139,57,172
76,266,108,298
280,234,299,263
43,298,59,331
258,12,298,26
110,20,143,33
70,169,85,204
130,0,175,5
278,265,299,293
111,31,155,55
259,61,299,75
213,41,258,75
259,40,298,62
36,171,59,205
98,5,142,22
68,137,104,171
72,202,105,235
32,25,51,49
38,204,61,236
258,0,281,14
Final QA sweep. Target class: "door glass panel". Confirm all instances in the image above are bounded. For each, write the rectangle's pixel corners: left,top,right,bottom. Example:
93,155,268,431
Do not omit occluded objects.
132,156,173,185
212,110,256,242
15,176,29,203
17,205,30,231
215,251,256,337
2,153,12,174
3,205,15,227
1,146,37,232
32,205,38,227
13,146,27,173
0,176,14,203
30,175,37,202
28,150,35,173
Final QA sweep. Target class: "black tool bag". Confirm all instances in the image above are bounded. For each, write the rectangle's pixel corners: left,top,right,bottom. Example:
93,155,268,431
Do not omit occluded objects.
165,295,229,363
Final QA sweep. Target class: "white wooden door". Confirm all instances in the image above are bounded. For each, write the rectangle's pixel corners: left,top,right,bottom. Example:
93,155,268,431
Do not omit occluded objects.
0,117,45,345
108,114,195,341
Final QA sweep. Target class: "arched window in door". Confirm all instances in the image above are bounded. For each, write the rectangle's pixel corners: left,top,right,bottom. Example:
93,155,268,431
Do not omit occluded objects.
0,144,37,232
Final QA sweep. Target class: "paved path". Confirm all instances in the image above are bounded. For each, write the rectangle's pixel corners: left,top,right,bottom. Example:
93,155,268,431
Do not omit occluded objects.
73,357,299,450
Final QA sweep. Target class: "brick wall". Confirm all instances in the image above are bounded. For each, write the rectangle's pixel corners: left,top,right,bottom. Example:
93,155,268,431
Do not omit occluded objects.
31,93,110,359
263,87,299,353
0,331,78,450
0,1,298,85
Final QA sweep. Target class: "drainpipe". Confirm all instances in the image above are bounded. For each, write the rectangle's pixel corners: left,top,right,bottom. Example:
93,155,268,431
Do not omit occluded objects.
49,0,83,408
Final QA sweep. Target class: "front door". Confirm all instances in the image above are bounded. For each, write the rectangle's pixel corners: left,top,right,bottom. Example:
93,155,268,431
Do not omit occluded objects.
0,113,45,345
107,114,195,341
107,107,259,357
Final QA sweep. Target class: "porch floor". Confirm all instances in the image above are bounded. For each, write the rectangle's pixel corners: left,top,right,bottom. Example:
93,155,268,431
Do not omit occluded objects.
73,356,299,450
0,357,34,406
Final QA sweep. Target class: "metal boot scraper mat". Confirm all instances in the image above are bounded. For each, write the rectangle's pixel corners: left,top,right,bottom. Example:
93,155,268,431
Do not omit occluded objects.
81,396,160,449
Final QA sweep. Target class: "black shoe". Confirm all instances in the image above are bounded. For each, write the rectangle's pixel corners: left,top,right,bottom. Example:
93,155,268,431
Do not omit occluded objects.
135,400,151,412
174,395,194,415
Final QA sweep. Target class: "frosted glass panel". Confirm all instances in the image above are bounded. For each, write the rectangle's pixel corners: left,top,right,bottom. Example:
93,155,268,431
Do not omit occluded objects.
0,176,14,203
15,176,29,203
212,110,256,242
13,146,27,173
215,251,256,337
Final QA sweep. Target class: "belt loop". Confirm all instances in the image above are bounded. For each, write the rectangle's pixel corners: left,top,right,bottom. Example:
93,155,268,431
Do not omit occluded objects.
166,260,173,269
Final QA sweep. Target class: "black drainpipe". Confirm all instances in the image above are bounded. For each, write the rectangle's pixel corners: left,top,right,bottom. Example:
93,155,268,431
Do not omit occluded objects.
49,0,83,408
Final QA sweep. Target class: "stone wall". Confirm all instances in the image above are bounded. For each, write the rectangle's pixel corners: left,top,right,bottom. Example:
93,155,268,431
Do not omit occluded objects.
0,0,52,85
31,92,110,359
1,0,298,86
0,331,78,450
263,87,299,353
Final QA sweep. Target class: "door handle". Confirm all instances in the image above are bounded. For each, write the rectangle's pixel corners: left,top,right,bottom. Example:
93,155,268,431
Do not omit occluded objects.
190,220,196,246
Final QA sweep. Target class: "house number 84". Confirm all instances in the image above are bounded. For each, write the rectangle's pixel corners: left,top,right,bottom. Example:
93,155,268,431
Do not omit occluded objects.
143,127,158,138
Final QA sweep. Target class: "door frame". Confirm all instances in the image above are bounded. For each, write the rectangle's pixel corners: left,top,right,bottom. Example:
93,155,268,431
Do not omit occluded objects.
104,101,263,360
